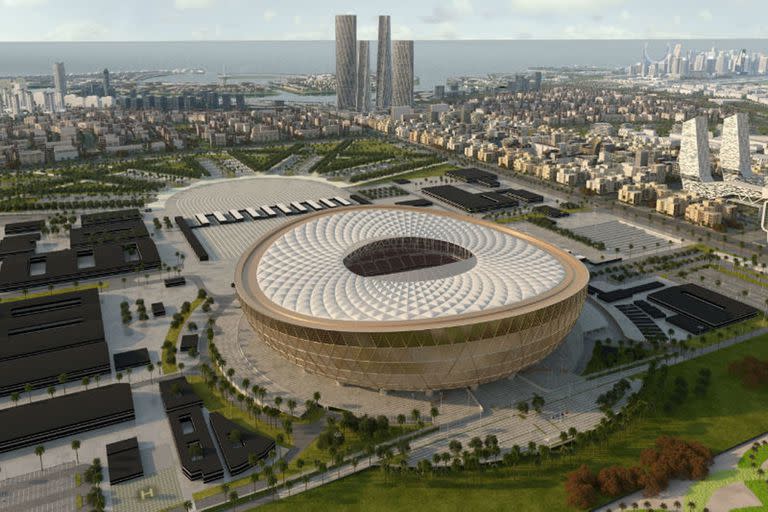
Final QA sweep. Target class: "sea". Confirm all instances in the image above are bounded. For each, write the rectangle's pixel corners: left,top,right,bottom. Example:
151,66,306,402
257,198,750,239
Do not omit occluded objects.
1,39,766,103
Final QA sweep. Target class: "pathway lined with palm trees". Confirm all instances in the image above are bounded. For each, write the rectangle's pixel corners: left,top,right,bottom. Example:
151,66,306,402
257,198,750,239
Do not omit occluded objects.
194,325,768,511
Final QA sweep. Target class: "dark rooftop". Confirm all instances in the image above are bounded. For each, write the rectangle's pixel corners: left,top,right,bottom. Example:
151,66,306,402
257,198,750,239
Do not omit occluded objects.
0,384,135,453
159,377,203,413
106,437,143,485
648,283,759,328
113,348,151,372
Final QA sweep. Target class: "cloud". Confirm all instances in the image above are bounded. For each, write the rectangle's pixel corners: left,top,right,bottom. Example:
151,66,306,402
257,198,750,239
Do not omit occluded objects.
422,0,473,24
282,30,329,40
393,25,414,40
620,9,630,20
358,24,378,40
293,15,302,25
697,8,713,20
263,9,276,21
45,21,109,41
509,0,625,14
173,0,213,9
430,22,460,39
561,23,630,38
2,0,46,5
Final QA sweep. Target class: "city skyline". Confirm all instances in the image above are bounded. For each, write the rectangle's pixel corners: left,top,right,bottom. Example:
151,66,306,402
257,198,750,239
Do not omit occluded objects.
0,0,766,41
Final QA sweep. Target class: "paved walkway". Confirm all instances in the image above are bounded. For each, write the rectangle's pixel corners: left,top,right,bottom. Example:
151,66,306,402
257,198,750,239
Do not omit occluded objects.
198,325,768,511
0,462,89,512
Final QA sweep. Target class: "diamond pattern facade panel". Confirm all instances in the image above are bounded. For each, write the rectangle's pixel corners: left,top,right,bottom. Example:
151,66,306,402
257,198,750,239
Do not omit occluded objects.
235,206,589,391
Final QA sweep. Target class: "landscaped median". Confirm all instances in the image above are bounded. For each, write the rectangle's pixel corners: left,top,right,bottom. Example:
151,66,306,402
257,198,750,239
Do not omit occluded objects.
223,331,768,512
0,281,108,304
160,291,207,374
196,426,434,511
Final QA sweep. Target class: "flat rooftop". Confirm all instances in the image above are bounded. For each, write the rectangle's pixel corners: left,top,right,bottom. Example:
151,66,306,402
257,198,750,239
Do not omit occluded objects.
0,288,105,361
159,377,204,413
648,283,759,328
0,383,135,453
106,437,143,485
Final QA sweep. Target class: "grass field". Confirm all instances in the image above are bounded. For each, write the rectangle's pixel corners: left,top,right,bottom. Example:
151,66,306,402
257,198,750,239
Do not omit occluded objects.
0,281,108,303
359,163,461,186
250,331,768,512
161,296,203,374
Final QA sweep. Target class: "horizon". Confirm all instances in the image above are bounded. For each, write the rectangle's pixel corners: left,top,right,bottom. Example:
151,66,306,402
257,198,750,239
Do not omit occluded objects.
1,0,766,42
1,37,767,43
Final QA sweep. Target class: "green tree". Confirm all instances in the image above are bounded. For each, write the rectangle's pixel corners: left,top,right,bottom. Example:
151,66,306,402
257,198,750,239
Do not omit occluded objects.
71,440,81,464
34,445,45,470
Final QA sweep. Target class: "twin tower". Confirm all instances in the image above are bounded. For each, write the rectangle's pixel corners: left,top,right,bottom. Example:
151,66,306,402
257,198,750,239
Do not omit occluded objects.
335,15,414,112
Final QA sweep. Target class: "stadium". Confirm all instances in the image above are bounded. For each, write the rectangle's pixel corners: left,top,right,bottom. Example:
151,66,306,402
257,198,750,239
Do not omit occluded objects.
234,206,589,391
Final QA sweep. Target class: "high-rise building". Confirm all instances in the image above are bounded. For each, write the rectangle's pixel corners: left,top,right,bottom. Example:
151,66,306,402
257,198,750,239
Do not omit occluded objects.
720,113,752,179
335,15,357,110
102,69,110,96
356,40,370,112
52,62,66,109
634,149,649,169
679,116,712,182
391,40,414,107
375,15,392,110
532,71,543,92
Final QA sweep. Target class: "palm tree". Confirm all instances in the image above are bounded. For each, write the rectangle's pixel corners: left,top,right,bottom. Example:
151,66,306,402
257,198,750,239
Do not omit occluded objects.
220,483,230,504
229,491,239,512
287,399,297,417
82,377,90,390
71,440,81,464
34,445,45,470
277,458,288,483
147,363,155,383
47,386,56,399
183,501,193,511
250,471,260,494
267,474,278,500
10,392,20,406
302,473,310,491
25,383,33,404
58,373,68,394
430,406,439,424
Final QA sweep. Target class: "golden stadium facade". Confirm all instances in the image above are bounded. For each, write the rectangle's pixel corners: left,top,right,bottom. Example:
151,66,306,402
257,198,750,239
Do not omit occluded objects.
234,206,588,391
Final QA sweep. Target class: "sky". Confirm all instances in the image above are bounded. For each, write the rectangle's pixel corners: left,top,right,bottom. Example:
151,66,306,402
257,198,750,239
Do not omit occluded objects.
0,0,766,42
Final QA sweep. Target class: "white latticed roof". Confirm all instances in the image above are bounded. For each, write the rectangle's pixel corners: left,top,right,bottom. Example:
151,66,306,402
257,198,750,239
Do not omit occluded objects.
255,208,566,322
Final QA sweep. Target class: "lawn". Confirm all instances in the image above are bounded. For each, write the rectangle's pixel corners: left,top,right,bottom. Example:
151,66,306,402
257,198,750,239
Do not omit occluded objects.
359,163,460,186
186,375,288,442
161,296,204,374
252,331,768,512
0,281,108,303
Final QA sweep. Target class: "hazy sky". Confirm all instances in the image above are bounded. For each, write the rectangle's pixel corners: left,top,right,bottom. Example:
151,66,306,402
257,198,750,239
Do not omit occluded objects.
0,0,766,41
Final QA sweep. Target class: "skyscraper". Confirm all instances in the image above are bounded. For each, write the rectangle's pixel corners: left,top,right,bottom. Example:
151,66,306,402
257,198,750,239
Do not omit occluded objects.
356,40,370,112
102,68,111,96
375,15,392,110
391,40,414,107
335,15,357,110
720,113,752,179
679,116,712,182
533,71,543,92
52,62,66,109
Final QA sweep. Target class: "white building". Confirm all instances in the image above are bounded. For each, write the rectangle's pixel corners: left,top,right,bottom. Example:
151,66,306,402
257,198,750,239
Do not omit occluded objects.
679,116,712,182
720,113,752,179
